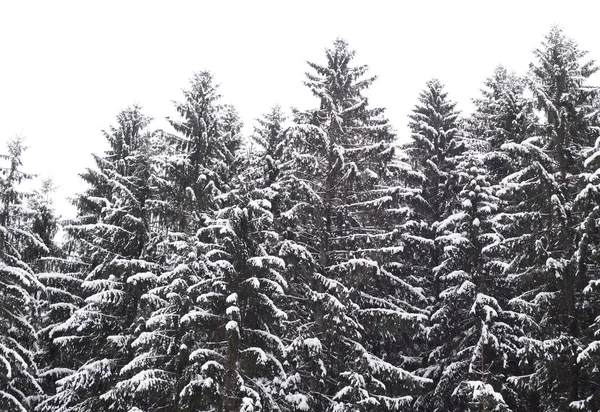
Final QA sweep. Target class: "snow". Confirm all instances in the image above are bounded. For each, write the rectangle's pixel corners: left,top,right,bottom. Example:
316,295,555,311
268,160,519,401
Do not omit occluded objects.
226,305,239,317
248,256,285,269
225,320,239,332
127,272,157,285
226,292,238,304
303,338,322,356
285,394,310,411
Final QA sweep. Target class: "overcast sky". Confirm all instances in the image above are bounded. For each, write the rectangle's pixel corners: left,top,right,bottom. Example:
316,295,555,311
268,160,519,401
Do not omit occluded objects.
1,0,599,218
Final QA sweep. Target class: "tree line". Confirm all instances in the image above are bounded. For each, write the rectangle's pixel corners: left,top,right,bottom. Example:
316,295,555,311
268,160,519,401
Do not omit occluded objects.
2,26,600,412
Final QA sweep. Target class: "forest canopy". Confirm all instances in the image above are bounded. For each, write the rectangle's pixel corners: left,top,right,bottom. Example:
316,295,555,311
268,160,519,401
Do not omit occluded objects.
2,26,600,412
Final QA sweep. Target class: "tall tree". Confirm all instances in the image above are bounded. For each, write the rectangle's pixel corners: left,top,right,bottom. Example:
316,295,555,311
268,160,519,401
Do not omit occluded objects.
433,66,539,411
496,26,599,411
422,143,520,411
400,79,480,410
281,39,429,412
110,73,245,411
28,179,87,405
0,137,45,411
573,120,600,410
251,105,288,187
175,186,290,412
159,71,243,233
402,78,464,301
38,106,159,411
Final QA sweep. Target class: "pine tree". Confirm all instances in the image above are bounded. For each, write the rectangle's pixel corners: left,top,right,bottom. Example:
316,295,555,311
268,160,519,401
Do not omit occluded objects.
423,143,521,411
35,256,85,408
397,78,520,411
171,185,288,411
470,67,535,149
159,71,243,232
38,106,160,411
402,78,464,301
495,27,599,411
26,179,87,405
19,179,61,266
428,66,540,412
0,137,45,411
468,66,537,185
572,122,600,410
110,73,245,411
399,79,463,389
280,39,429,412
251,105,288,187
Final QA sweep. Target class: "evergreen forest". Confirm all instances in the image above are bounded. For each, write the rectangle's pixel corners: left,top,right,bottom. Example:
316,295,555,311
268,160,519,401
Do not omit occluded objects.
3,26,600,412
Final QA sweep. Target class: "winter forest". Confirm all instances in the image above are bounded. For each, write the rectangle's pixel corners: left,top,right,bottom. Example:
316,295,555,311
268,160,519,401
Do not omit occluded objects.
3,25,600,412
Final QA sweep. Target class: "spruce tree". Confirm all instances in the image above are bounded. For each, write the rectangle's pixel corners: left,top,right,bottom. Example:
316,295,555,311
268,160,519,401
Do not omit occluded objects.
38,106,159,411
281,39,429,412
400,79,481,411
435,66,541,412
27,179,87,405
496,27,599,411
573,124,600,410
402,78,463,300
112,73,244,411
0,137,45,411
425,144,519,411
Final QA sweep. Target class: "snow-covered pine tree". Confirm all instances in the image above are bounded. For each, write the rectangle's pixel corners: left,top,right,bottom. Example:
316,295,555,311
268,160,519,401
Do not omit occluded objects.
250,106,288,189
470,67,534,149
419,138,522,411
109,73,245,411
572,114,600,410
35,255,85,407
156,71,242,233
438,66,540,412
170,182,289,411
402,78,464,302
469,66,537,182
24,179,87,405
38,106,160,412
279,39,429,412
494,27,600,411
400,79,480,410
0,137,45,411
19,179,61,266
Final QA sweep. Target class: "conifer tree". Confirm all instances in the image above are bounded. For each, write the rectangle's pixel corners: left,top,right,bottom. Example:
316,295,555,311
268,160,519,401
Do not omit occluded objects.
402,78,464,300
111,73,244,411
159,71,242,232
424,66,538,412
421,144,519,411
173,185,289,412
573,125,600,410
27,179,87,405
400,79,485,410
251,106,288,188
38,106,159,411
281,39,429,412
0,137,45,411
495,27,599,411
470,67,534,150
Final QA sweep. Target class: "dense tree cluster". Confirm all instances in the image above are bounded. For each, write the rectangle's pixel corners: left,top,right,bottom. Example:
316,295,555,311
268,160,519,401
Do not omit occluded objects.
3,26,600,411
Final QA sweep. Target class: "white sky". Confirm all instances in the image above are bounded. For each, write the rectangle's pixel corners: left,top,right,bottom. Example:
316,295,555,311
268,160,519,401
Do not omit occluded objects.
1,0,599,218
